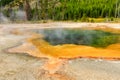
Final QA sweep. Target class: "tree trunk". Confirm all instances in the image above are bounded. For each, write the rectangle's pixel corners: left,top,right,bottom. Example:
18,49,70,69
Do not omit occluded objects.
25,0,32,20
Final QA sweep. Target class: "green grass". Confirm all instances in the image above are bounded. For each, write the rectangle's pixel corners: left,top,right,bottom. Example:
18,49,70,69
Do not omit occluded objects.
2,0,120,21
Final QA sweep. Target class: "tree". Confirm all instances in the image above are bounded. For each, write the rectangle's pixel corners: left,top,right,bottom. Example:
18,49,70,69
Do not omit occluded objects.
25,0,32,20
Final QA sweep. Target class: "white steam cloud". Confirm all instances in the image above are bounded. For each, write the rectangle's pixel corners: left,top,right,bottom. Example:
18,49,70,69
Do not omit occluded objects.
0,12,9,23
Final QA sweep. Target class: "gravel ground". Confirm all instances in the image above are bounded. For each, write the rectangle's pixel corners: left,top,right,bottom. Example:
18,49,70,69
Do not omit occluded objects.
0,23,120,80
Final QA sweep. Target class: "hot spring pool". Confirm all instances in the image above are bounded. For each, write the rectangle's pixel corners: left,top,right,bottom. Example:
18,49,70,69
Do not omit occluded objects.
8,27,120,60
32,28,120,48
24,28,120,59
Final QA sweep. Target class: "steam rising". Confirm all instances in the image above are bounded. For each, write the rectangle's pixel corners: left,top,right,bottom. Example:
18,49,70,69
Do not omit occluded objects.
0,12,9,23
0,10,26,23
33,29,120,47
15,10,26,21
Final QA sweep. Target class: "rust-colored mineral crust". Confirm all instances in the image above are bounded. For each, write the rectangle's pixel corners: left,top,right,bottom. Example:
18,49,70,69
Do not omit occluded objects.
8,27,120,60
28,38,120,60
